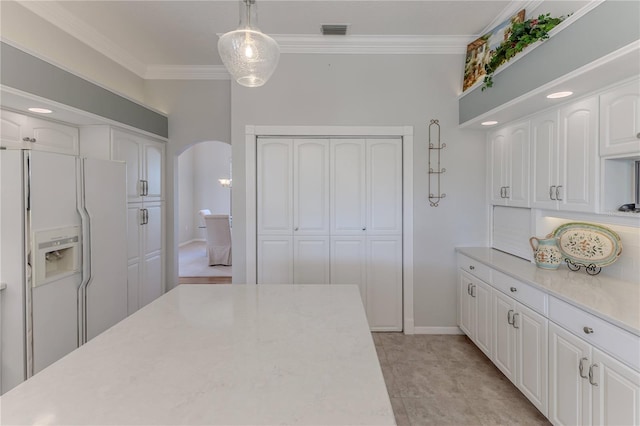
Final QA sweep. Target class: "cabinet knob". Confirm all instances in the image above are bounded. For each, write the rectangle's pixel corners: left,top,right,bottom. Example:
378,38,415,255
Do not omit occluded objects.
510,287,517,292
636,132,640,139
583,326,594,334
294,227,299,231
362,227,366,231
469,265,475,270
22,137,36,143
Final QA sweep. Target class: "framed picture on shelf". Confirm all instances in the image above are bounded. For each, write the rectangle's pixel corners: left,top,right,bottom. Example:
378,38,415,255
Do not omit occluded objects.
462,9,525,92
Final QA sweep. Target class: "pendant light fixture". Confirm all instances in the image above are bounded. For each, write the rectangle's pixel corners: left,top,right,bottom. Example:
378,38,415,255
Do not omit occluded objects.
217,0,280,88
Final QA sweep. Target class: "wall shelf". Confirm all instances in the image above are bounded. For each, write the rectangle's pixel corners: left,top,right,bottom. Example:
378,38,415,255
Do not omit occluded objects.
428,119,445,207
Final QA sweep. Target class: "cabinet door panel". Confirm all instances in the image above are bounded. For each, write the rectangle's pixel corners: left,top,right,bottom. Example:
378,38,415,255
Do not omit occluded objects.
143,203,163,256
489,130,507,205
592,348,640,426
127,262,140,316
257,139,293,235
293,139,329,235
257,236,293,284
516,303,548,416
559,97,598,212
0,109,28,149
30,118,79,156
507,124,530,207
548,322,592,426
600,79,640,156
493,290,516,383
366,236,402,331
331,237,366,302
143,142,164,200
531,112,558,209
126,205,142,263
367,139,402,235
293,236,330,284
140,253,162,308
458,271,475,338
475,280,492,359
331,139,366,235
112,131,142,203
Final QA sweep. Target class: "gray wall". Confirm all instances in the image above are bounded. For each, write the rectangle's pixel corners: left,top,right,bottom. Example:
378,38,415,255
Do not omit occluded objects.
230,54,488,328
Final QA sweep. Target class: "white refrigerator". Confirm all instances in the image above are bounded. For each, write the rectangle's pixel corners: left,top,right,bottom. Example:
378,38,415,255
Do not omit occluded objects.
0,149,128,394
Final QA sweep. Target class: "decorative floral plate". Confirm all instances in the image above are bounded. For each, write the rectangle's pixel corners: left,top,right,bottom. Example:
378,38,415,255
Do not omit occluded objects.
551,222,622,270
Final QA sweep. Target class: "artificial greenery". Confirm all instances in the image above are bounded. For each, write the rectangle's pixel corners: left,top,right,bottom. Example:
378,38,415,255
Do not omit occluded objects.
482,13,567,91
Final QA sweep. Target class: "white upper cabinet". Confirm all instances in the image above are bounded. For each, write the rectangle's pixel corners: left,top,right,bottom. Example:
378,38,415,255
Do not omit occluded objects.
531,110,560,209
558,96,599,212
599,79,640,157
489,121,530,207
1,109,78,155
529,96,599,213
330,139,366,235
111,129,165,203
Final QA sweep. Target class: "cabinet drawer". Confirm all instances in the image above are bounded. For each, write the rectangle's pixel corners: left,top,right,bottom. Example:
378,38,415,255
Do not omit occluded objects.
549,296,640,371
457,254,491,283
493,270,547,315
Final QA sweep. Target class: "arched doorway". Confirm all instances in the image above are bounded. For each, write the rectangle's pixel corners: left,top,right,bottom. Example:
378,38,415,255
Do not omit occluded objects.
176,140,232,284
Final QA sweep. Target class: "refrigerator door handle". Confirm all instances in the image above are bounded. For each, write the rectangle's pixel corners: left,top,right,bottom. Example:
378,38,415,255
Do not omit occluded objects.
77,158,92,345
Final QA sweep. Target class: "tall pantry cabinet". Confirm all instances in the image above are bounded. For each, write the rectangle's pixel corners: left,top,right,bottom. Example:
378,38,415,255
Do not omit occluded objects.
80,126,165,315
256,137,403,331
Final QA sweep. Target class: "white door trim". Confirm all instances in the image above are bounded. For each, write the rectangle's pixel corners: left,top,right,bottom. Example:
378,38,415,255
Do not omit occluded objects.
245,125,414,334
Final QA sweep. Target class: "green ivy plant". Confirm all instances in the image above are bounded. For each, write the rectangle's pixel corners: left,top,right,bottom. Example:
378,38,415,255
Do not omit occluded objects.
482,13,567,91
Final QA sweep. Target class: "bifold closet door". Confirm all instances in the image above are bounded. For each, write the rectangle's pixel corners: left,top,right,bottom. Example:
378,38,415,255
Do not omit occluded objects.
331,236,366,301
366,139,402,235
257,139,293,235
366,236,403,331
293,236,330,284
293,139,329,235
330,139,366,235
257,236,293,284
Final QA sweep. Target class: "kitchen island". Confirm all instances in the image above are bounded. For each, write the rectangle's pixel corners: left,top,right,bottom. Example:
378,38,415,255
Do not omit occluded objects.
0,284,395,425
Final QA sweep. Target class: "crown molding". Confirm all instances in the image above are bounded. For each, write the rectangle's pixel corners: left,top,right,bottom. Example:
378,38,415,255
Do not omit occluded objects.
145,65,230,80
273,34,469,54
17,1,147,78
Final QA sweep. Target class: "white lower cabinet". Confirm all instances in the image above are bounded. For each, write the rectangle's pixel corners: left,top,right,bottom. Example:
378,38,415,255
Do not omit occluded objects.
549,322,640,426
293,236,330,284
492,289,548,415
458,270,492,358
126,202,164,314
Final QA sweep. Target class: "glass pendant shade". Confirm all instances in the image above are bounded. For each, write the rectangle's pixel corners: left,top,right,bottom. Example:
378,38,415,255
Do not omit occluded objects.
218,0,280,88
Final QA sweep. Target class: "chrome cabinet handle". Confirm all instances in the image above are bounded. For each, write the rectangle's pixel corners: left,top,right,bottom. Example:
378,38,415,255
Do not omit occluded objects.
507,309,514,325
556,185,563,201
579,357,589,379
139,209,145,226
549,185,557,200
22,137,36,143
510,287,517,293
588,364,598,386
512,313,520,329
499,187,505,198
470,284,476,298
467,283,472,295
583,326,594,335
144,180,149,196
504,186,510,199
140,180,145,196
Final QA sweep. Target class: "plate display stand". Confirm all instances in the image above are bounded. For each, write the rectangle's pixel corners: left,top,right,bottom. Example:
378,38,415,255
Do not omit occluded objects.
428,119,446,207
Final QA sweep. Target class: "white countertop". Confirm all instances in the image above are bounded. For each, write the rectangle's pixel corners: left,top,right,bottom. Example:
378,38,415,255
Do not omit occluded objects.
457,247,640,336
0,284,395,426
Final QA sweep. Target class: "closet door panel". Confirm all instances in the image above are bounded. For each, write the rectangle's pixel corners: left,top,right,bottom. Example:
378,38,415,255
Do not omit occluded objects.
331,236,366,303
257,139,293,235
366,236,402,331
257,236,293,284
330,139,366,235
293,139,329,235
367,139,402,235
293,236,330,284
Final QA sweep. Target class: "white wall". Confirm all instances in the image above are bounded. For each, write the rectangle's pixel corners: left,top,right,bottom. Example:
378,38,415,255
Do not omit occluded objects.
230,54,488,328
178,149,195,245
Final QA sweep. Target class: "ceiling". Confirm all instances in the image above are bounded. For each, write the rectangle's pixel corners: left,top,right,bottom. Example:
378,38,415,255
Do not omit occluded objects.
14,0,545,78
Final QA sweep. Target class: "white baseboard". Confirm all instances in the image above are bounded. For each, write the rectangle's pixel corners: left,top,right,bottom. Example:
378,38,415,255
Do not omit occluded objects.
178,238,205,247
413,326,464,335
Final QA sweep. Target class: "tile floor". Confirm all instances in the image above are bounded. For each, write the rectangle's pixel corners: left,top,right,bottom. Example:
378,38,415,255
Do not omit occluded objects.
373,333,551,426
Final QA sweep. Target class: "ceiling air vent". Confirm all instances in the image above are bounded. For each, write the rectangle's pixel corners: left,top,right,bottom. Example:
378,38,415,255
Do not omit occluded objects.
321,24,349,36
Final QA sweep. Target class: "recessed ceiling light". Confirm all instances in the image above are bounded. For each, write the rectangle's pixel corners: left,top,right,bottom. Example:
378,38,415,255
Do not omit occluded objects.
481,121,498,126
28,107,53,114
546,91,573,99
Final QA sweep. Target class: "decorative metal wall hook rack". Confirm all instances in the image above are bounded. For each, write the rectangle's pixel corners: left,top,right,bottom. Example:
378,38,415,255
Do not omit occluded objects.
428,119,446,207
